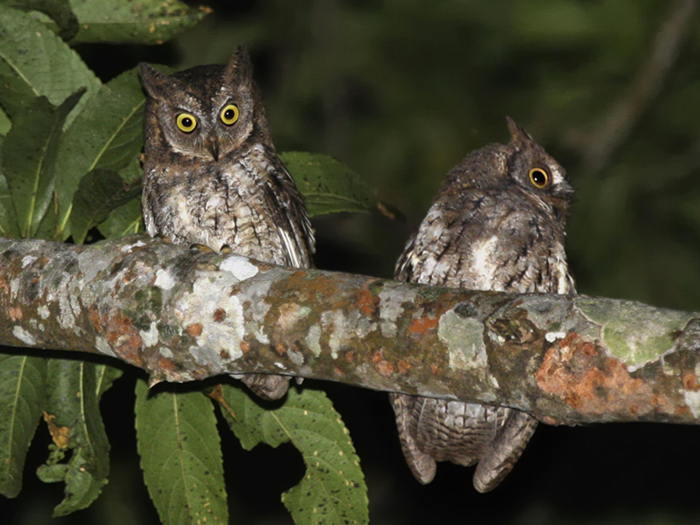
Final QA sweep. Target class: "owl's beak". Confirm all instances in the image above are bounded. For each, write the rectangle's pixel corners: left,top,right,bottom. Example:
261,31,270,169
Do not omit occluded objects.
205,138,220,161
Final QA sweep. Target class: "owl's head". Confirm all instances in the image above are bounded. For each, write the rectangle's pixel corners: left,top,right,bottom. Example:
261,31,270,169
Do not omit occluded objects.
444,118,572,222
501,117,573,218
139,45,270,161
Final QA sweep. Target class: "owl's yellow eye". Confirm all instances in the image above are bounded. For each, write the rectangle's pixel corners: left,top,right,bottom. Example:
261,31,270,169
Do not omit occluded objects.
220,104,239,125
529,168,550,189
176,113,197,133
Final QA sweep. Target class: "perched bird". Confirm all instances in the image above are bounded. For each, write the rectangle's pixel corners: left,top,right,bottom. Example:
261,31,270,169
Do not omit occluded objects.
139,45,314,400
391,118,575,492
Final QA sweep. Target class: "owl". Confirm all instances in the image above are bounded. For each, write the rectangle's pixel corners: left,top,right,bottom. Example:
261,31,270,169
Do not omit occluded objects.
391,118,575,492
139,46,314,401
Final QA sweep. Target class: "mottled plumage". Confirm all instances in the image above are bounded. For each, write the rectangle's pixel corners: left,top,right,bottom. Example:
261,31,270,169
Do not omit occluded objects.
139,46,314,400
391,118,575,492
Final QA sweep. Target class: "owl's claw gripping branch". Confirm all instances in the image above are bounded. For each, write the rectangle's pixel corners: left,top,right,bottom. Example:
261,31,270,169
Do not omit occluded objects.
1,235,700,426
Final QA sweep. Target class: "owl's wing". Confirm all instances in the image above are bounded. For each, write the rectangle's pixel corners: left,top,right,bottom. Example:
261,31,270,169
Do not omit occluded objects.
278,168,316,268
395,207,457,285
394,232,417,280
264,158,316,269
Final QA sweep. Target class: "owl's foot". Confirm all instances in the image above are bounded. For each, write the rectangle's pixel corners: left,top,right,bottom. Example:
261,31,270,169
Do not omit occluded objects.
190,243,214,253
221,244,233,254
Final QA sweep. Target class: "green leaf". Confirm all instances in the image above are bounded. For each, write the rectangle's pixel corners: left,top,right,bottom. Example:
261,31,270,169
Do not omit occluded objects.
97,197,144,240
94,363,123,399
0,5,100,122
135,380,228,525
54,67,145,238
69,168,141,244
0,353,46,498
37,359,110,516
0,135,20,237
0,106,11,134
280,151,376,217
3,0,79,40
220,386,369,525
2,90,83,238
65,0,211,45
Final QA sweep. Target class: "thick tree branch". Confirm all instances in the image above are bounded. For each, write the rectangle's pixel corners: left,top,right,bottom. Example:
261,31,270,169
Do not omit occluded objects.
1,236,699,426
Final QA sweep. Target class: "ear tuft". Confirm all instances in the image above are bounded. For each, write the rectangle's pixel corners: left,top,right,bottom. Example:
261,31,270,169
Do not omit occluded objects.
506,116,535,148
138,63,171,100
224,44,253,87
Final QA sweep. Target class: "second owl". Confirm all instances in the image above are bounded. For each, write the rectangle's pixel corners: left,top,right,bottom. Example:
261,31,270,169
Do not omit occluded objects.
391,118,575,492
139,46,315,400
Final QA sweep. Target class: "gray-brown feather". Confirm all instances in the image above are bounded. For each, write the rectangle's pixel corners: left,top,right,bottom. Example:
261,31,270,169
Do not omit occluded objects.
391,118,574,492
140,46,314,400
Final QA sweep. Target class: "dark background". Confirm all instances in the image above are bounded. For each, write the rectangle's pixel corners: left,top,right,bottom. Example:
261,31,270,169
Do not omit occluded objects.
7,0,700,523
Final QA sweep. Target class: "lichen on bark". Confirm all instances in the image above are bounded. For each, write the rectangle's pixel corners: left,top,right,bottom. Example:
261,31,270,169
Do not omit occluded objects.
1,235,700,426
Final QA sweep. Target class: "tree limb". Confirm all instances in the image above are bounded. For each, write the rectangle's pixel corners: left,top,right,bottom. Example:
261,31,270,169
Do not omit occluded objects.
1,236,699,426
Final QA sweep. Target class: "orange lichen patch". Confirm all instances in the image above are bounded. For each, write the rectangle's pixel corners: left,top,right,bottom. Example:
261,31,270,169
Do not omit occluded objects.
105,313,144,366
676,405,691,416
278,302,304,331
682,371,699,391
376,360,394,377
649,394,664,408
213,308,226,322
345,351,354,363
372,351,394,377
157,357,179,374
220,350,230,359
43,412,70,449
240,341,251,354
535,333,668,417
8,306,21,321
89,305,104,334
398,360,411,374
408,316,439,334
187,323,203,337
275,343,287,355
334,366,344,377
431,364,440,375
356,287,375,317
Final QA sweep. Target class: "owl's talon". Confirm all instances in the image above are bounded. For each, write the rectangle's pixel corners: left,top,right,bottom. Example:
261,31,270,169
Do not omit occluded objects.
221,245,233,254
190,243,214,253
158,235,173,244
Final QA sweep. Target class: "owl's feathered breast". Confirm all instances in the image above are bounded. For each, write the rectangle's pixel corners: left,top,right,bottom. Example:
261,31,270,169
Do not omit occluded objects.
143,142,313,268
397,188,573,294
